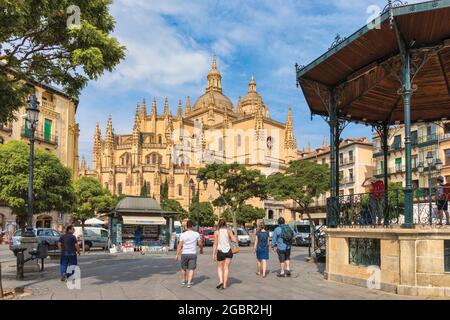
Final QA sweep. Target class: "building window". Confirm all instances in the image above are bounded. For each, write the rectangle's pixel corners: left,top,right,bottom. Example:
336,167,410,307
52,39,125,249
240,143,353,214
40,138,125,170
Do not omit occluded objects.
237,135,242,147
177,184,183,196
44,118,52,142
121,153,130,166
349,238,380,267
411,130,418,145
349,188,354,195
445,240,450,273
393,135,402,149
339,153,343,164
348,169,354,182
117,183,123,195
158,134,162,144
339,190,344,196
146,182,151,195
268,210,274,220
348,150,354,163
427,124,436,141
395,157,402,172
267,136,273,150
445,149,450,166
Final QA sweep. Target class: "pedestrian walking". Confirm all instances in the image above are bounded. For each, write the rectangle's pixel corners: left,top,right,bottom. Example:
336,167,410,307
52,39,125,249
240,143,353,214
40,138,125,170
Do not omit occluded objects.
58,225,80,282
134,226,143,253
271,217,294,277
175,220,203,288
212,219,237,290
253,222,269,277
436,176,450,225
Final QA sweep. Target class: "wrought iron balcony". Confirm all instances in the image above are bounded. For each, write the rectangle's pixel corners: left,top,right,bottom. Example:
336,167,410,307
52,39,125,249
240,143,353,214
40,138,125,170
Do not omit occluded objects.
20,126,58,145
326,189,448,227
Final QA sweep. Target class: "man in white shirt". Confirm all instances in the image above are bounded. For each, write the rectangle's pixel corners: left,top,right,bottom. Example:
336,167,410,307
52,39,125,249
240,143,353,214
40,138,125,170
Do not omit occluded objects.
175,220,203,288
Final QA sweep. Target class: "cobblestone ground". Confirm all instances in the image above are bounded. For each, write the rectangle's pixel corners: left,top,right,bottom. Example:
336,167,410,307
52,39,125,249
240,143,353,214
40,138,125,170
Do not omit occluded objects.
0,244,422,300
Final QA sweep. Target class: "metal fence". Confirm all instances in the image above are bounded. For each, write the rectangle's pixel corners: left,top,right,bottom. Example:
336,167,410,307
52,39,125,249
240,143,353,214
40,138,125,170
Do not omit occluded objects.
326,189,449,227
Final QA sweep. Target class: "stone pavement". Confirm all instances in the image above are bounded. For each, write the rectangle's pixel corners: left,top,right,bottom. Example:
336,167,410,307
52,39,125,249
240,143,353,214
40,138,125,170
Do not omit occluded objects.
0,245,424,300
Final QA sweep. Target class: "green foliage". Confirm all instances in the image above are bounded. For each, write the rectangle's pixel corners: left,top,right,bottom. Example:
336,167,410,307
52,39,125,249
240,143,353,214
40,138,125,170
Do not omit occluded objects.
198,163,267,228
0,140,74,225
160,179,169,201
189,202,217,227
0,0,126,123
140,182,148,197
72,176,114,223
222,204,265,226
267,160,330,212
161,198,187,220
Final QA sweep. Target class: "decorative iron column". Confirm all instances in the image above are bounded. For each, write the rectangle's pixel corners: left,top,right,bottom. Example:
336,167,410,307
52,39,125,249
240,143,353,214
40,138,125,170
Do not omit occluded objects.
329,90,337,198
402,49,414,228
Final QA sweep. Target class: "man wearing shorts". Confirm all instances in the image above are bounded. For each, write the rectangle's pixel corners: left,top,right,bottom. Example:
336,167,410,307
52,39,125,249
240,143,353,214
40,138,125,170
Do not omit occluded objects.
436,176,449,225
271,217,293,277
175,220,203,288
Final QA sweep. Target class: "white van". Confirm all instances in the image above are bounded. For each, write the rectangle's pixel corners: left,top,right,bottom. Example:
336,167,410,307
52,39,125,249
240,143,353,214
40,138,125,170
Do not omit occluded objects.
74,227,109,251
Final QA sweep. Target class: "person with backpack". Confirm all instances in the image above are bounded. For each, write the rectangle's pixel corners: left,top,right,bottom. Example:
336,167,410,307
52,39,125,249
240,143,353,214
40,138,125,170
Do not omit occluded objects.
271,217,294,277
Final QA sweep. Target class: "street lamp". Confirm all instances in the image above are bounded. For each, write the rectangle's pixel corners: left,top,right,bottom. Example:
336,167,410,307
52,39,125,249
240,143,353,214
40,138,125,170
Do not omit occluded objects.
194,176,208,232
24,94,40,237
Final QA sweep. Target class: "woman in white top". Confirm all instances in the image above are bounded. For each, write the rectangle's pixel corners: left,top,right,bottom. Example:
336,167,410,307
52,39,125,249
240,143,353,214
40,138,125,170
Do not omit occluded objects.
212,219,237,290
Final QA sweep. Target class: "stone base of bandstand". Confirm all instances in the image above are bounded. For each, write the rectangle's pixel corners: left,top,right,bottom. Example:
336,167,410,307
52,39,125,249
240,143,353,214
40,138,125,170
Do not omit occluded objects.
325,225,450,298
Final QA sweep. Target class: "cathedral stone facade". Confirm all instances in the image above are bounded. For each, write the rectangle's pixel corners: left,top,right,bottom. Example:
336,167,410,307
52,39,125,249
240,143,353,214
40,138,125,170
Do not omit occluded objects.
81,59,297,217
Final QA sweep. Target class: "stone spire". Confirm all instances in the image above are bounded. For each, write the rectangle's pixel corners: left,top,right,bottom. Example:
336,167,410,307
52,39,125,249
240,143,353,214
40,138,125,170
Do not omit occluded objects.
206,56,222,93
164,97,169,117
93,122,102,156
322,135,328,148
105,115,114,147
141,99,147,117
248,76,257,93
135,102,141,123
80,156,87,173
236,96,243,115
285,106,296,149
265,104,270,118
255,104,264,140
177,100,183,121
185,96,191,115
152,97,157,117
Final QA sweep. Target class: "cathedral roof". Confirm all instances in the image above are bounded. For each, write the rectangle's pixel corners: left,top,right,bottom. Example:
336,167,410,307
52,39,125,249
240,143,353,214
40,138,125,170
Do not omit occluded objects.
241,77,264,114
192,58,234,112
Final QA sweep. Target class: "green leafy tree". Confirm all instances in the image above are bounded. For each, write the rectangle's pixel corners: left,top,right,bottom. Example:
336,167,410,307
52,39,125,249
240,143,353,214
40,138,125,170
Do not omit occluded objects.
198,163,267,231
189,202,217,227
140,182,148,197
72,176,114,252
0,0,126,123
267,160,329,252
161,198,188,221
0,140,74,228
222,204,265,227
160,179,169,201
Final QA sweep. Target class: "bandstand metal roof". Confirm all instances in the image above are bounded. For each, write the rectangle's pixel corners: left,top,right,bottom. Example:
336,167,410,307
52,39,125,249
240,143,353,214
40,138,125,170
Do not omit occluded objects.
296,0,450,125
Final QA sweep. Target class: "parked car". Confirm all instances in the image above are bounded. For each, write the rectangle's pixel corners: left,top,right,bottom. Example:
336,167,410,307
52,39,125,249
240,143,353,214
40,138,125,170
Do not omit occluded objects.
237,228,251,246
9,228,61,251
291,221,312,246
201,227,215,246
74,227,109,251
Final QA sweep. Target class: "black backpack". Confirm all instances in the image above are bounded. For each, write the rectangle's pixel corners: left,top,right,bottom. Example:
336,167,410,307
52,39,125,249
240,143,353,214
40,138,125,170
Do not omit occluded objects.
281,225,294,244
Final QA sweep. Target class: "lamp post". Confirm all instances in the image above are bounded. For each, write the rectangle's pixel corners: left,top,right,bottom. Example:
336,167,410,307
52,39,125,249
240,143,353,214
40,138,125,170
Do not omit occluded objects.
418,152,443,225
195,177,208,232
24,94,40,237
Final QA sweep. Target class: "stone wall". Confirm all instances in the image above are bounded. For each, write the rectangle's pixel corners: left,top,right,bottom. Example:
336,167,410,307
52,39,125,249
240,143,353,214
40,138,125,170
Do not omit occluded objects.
325,226,450,297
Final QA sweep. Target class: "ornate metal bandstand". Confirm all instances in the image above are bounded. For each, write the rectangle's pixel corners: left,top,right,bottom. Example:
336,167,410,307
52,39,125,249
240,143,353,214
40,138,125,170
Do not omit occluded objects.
296,0,450,228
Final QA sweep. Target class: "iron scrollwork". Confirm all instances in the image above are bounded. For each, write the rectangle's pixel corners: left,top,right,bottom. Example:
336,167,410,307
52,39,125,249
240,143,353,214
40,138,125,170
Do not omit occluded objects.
349,238,381,267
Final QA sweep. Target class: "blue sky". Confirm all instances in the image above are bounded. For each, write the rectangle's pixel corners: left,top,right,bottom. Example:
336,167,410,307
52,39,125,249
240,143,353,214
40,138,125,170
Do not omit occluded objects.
77,0,421,166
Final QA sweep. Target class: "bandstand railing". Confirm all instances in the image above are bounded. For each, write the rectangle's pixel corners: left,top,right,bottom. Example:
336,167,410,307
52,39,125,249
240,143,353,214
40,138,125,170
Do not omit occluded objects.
326,190,449,227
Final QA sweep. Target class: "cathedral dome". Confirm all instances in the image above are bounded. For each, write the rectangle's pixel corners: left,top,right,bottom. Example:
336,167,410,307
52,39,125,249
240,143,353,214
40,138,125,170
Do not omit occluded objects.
241,77,264,114
193,57,234,111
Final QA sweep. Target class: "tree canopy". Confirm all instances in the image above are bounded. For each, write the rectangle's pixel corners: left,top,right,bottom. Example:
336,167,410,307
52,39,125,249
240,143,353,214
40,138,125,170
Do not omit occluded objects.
198,163,267,229
161,198,187,221
0,0,126,123
189,201,217,227
71,176,115,223
0,140,74,226
222,204,265,227
267,160,329,215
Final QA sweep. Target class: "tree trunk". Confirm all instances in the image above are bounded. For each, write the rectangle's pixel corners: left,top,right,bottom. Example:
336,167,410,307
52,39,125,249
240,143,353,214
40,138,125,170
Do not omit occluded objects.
81,220,85,254
231,208,238,235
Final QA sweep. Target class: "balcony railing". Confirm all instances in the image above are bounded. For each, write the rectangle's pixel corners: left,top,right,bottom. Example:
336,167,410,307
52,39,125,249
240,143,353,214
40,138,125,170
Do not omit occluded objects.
21,126,58,145
326,190,449,226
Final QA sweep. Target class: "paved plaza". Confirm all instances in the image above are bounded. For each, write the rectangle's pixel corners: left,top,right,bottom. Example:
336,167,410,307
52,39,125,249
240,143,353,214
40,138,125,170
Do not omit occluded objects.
0,244,422,300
